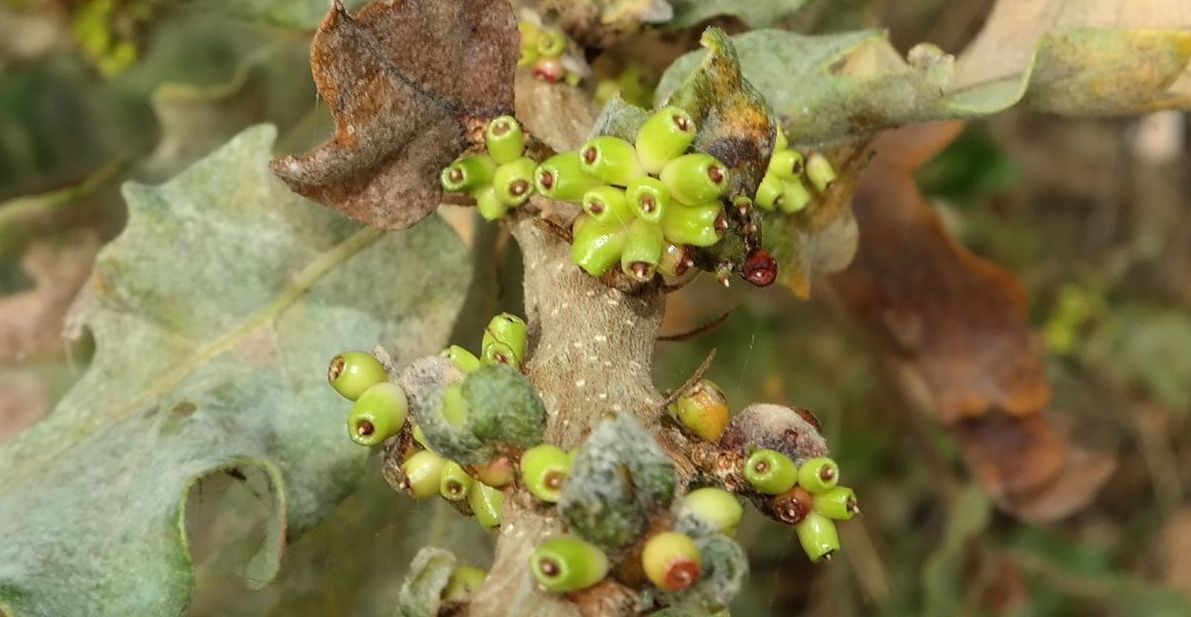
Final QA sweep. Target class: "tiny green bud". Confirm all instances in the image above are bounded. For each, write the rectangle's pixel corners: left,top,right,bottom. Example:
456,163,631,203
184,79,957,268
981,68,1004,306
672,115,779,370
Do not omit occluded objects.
475,456,515,488
779,177,812,214
642,531,702,592
536,152,603,201
813,486,859,521
670,379,729,442
441,345,481,374
657,242,692,278
681,487,744,535
492,157,537,207
412,424,431,450
579,136,646,187
473,186,509,221
520,444,572,503
805,152,836,192
795,511,840,563
531,537,610,593
485,116,525,164
328,351,387,401
660,202,725,248
621,218,665,282
401,450,448,499
625,176,671,223
635,105,697,174
744,449,799,495
766,149,804,181
581,185,633,225
536,30,566,58
469,481,505,528
440,460,475,501
441,155,497,193
348,382,409,446
754,174,783,211
481,339,520,369
797,457,840,493
482,313,528,367
659,153,728,205
442,564,487,602
571,216,628,276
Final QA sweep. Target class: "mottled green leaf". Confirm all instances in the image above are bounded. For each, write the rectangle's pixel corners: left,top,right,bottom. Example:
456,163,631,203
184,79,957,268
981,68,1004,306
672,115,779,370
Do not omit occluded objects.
397,547,457,617
666,0,809,29
0,125,470,617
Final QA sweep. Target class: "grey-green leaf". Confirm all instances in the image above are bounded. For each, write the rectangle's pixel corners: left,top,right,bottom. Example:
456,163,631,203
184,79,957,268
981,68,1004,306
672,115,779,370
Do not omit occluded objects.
0,125,471,617
666,0,810,29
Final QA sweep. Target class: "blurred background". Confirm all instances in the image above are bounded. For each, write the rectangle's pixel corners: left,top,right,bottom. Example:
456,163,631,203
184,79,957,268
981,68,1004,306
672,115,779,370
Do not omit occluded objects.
2,0,1190,615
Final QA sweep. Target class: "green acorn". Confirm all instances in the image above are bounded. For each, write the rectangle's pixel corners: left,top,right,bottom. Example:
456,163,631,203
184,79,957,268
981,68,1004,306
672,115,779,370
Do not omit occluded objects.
779,177,812,214
482,313,528,367
401,450,448,499
536,152,603,201
642,532,702,592
635,105,697,174
625,176,671,223
805,152,836,192
348,382,409,446
659,153,728,205
571,216,628,277
670,379,729,442
579,136,646,186
473,186,509,221
658,242,692,278
492,157,537,207
469,481,505,528
680,487,743,535
660,202,725,248
537,30,567,57
530,537,610,593
520,444,572,503
439,460,474,502
797,457,840,494
754,174,783,211
441,345,481,374
766,149,804,181
582,185,633,225
621,218,665,282
485,116,525,164
744,449,799,495
813,486,859,521
442,564,487,602
795,511,840,563
475,456,515,488
441,155,497,193
518,22,541,67
328,351,388,401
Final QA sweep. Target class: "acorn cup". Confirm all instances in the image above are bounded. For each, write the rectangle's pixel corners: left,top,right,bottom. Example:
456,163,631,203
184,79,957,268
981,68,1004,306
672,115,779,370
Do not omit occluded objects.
328,351,387,401
484,116,525,165
620,218,665,282
530,537,610,593
660,202,725,248
536,152,603,201
579,136,646,186
635,105,697,174
659,153,728,205
348,382,409,446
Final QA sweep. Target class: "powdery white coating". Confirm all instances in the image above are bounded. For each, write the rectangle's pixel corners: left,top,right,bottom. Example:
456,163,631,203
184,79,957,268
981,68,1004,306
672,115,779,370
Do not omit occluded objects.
720,403,828,465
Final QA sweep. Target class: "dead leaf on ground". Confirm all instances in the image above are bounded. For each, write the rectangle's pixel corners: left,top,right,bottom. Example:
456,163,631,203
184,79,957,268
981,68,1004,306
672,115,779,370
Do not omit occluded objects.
0,234,99,363
270,0,517,229
830,121,1114,522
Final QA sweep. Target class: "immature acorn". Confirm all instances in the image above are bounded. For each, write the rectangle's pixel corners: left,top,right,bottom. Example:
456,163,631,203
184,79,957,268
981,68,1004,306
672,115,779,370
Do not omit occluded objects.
659,153,728,205
779,177,812,214
328,351,387,401
625,177,671,223
441,345,481,374
484,116,525,165
482,313,528,367
636,105,697,174
475,456,515,488
771,486,814,525
661,202,725,248
642,531,702,592
531,537,610,593
621,218,665,282
754,174,783,211
658,242,693,278
440,155,497,194
536,29,566,57
582,185,633,225
473,186,509,221
670,379,729,442
517,22,541,67
536,152,603,201
805,152,837,192
813,486,859,521
767,148,804,181
571,216,628,277
442,565,487,602
579,136,646,186
348,382,409,446
482,340,520,369
492,157,537,207
439,460,474,501
795,511,840,563
469,481,505,528
744,449,799,495
520,444,572,503
401,450,448,499
797,457,840,493
681,487,744,535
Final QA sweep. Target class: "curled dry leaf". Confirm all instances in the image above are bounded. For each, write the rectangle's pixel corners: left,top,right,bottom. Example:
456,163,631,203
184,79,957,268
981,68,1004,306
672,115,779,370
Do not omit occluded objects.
270,0,517,229
830,121,1114,522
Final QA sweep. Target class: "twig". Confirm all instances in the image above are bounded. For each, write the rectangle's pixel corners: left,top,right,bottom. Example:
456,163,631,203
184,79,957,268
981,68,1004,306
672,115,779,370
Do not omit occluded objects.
656,308,734,342
532,216,572,244
657,348,717,411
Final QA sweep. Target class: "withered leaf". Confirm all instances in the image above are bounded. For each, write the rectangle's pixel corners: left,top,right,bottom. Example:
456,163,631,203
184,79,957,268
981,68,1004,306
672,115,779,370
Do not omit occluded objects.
271,0,517,229
830,121,1114,521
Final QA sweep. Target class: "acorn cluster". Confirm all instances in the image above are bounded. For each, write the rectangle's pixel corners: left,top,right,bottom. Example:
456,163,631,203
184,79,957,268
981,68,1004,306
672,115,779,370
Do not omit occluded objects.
536,105,731,282
518,21,581,85
755,126,837,214
743,449,857,562
440,116,535,221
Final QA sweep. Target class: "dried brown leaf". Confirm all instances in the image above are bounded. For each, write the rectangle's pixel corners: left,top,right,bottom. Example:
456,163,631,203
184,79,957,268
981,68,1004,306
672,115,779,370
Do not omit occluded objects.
0,234,99,363
270,0,517,229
